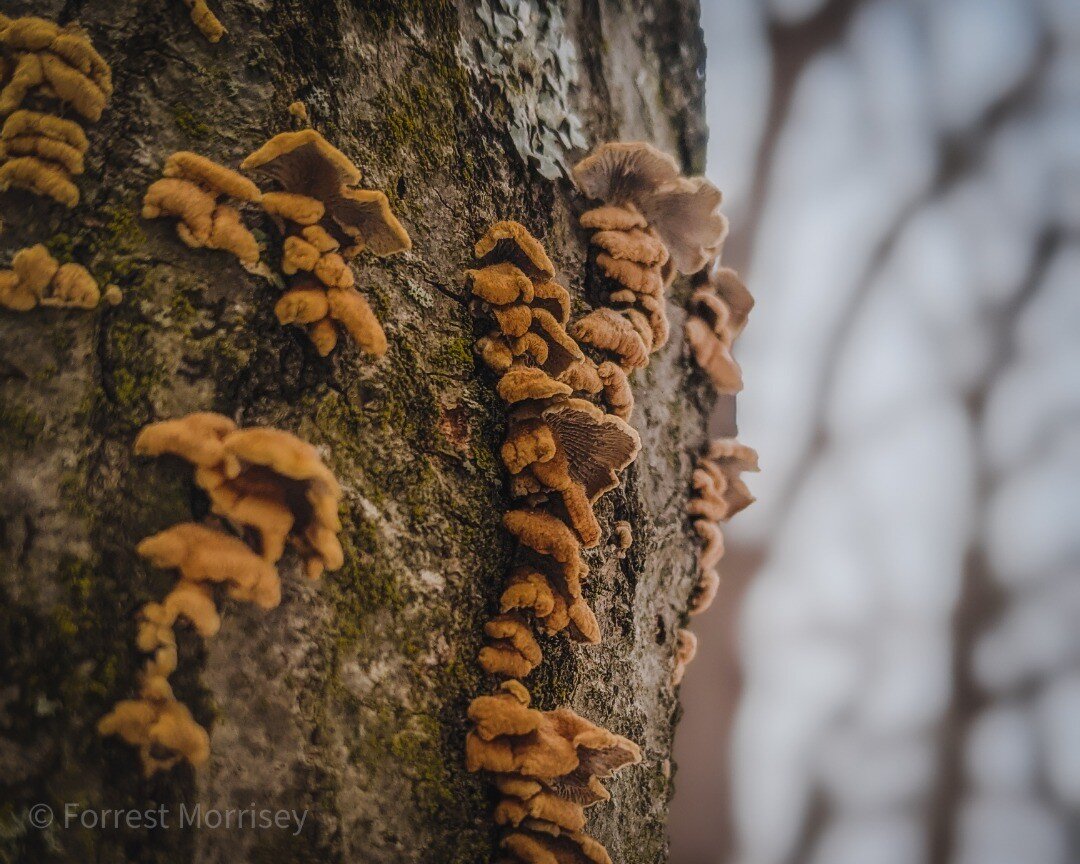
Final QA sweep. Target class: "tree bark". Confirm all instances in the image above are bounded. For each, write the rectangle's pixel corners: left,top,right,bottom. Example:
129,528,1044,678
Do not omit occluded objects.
0,1,709,862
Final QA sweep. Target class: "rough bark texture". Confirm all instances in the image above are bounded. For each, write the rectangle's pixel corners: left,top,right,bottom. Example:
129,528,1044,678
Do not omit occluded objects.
0,1,708,862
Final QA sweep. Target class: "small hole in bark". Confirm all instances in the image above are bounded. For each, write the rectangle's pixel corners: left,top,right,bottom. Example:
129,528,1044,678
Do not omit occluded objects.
655,614,667,645
396,176,406,198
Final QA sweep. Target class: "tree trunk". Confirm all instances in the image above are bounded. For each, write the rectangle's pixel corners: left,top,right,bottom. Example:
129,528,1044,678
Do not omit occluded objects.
0,1,709,862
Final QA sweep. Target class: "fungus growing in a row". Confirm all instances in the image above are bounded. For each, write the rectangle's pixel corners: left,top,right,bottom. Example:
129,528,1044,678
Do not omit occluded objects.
240,128,410,356
0,16,113,121
569,142,726,419
468,221,640,677
0,244,119,310
142,151,263,270
102,413,345,774
184,0,226,43
0,16,111,207
466,681,641,864
685,263,754,394
681,439,757,621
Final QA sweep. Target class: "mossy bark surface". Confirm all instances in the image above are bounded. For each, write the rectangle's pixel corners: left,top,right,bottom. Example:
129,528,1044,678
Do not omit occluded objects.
0,1,709,862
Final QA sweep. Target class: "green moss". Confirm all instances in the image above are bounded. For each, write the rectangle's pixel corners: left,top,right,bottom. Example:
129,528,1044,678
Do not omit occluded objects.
0,400,45,450
171,102,212,139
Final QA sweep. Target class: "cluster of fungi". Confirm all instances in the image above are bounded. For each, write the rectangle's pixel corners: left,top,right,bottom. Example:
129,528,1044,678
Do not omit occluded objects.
142,127,410,357
1,8,759,853
97,412,343,775
0,15,120,312
467,221,644,863
0,242,119,311
0,14,111,207
568,142,728,421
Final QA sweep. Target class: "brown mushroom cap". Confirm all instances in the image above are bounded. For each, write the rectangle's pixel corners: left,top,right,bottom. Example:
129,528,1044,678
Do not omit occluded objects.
540,398,640,502
638,176,728,274
498,367,573,404
572,141,680,205
475,221,556,282
241,129,362,191
329,187,412,256
134,412,238,471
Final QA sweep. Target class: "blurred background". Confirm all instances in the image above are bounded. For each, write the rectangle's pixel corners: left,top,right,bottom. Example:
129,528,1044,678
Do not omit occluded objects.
669,1,1080,863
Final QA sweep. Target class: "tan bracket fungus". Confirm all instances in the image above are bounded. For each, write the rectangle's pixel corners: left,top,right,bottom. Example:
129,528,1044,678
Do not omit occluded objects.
569,142,728,421
0,15,111,207
685,261,754,394
98,412,343,775
467,681,642,864
674,438,758,685
0,243,120,311
468,221,640,673
142,151,264,271
240,128,411,357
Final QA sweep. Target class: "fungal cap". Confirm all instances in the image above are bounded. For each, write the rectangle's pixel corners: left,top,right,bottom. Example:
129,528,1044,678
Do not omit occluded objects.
186,0,227,42
480,613,543,678
497,367,573,404
44,262,100,308
570,308,649,370
540,397,639,498
261,191,325,225
330,187,411,256
142,177,216,245
639,175,728,274
468,262,535,306
475,221,556,281
572,141,680,204
134,412,238,471
689,567,720,616
589,227,669,267
579,203,647,231
11,243,58,295
0,156,79,206
164,151,261,201
1,109,89,151
275,285,329,325
241,128,361,189
673,628,698,684
327,287,387,356
684,316,743,393
503,508,581,568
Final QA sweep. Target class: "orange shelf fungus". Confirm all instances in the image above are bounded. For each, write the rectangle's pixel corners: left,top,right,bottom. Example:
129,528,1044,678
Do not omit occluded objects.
0,16,111,207
240,128,410,357
183,0,226,43
142,151,263,271
467,681,642,864
0,244,119,311
101,413,344,774
465,222,643,861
